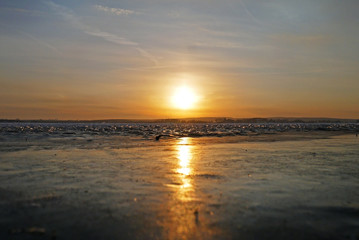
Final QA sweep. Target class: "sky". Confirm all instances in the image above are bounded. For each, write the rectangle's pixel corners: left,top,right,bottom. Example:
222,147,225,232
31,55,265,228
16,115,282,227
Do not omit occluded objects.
0,0,358,119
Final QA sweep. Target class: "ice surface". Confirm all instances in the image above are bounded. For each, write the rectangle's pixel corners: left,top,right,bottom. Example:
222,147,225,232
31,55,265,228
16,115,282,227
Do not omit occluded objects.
1,122,358,138
0,123,358,239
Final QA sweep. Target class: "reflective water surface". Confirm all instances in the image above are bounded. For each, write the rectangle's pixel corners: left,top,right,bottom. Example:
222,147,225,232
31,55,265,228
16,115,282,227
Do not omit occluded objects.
0,133,359,239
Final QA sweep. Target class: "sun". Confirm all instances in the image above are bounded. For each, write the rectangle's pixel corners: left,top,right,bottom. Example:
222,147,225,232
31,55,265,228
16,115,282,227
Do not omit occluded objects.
171,86,198,110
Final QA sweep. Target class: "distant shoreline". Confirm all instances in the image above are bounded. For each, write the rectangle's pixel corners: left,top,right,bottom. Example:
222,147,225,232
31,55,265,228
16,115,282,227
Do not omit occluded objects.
1,117,358,124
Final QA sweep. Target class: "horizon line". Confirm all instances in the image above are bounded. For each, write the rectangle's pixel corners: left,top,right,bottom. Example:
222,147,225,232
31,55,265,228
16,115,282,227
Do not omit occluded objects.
1,116,358,123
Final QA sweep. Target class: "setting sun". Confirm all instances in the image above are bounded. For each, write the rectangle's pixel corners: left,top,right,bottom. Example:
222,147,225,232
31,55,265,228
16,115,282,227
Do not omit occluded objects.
171,86,198,110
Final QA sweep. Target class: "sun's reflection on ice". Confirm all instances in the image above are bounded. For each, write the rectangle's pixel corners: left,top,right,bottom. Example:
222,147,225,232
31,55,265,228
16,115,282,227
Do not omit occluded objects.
161,137,221,239
176,137,194,199
177,138,192,176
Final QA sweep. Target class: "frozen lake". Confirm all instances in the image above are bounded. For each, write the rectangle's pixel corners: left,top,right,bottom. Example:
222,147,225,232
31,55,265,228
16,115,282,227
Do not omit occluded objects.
0,123,358,239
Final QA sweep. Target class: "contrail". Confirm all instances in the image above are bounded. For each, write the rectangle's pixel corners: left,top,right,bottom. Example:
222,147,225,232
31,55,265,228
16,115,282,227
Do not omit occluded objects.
0,22,62,55
44,0,159,66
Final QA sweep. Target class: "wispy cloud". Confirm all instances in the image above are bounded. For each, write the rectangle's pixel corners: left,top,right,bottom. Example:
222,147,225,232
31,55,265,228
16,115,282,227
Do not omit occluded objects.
0,22,62,55
0,7,45,16
271,34,329,46
94,5,134,16
238,0,262,26
44,1,158,65
45,1,137,46
135,48,159,66
84,30,138,46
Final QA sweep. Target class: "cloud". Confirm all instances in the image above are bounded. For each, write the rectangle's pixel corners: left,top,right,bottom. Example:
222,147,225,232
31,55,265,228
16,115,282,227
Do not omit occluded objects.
0,22,62,55
135,48,159,66
271,34,330,46
44,1,158,65
94,5,134,16
84,30,138,46
0,7,45,16
45,1,137,46
238,0,262,26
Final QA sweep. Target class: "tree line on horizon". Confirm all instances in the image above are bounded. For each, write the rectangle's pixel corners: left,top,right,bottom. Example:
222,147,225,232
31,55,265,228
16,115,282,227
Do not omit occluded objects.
1,117,358,123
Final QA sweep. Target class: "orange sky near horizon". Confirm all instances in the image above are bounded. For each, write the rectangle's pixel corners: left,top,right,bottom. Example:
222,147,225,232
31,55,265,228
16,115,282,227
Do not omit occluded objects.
2,70,357,120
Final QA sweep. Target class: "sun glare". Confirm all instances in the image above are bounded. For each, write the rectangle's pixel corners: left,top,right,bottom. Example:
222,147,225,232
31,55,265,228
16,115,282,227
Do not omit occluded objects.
171,86,198,110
